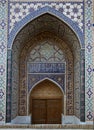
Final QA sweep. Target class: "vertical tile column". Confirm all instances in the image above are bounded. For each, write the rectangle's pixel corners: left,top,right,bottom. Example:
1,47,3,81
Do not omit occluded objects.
85,0,93,121
6,50,12,122
80,49,85,122
0,0,8,123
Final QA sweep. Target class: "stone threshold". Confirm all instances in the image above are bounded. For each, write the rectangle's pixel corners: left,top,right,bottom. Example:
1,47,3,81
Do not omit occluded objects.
0,124,93,129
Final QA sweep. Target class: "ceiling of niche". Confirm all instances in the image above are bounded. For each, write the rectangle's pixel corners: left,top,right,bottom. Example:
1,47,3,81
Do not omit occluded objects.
13,13,80,54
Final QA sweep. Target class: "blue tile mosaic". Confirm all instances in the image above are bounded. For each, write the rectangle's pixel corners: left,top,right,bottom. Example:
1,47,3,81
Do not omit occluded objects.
85,0,93,121
0,0,7,123
28,74,65,92
8,2,84,48
0,0,93,124
28,63,65,73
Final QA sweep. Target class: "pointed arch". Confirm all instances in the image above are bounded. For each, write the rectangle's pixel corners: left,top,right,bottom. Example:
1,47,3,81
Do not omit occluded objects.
8,6,84,49
7,6,85,122
29,78,64,115
29,78,64,95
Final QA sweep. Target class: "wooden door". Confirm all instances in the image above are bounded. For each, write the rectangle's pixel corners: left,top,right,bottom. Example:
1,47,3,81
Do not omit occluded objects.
32,99,46,124
32,99,62,124
47,99,62,124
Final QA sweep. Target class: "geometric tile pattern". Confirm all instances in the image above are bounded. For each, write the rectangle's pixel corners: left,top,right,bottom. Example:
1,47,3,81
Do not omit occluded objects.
0,0,7,123
9,1,84,33
85,0,93,121
27,41,66,63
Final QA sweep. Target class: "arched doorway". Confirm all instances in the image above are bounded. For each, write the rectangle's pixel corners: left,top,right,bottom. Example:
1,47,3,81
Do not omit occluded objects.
7,13,84,123
29,79,64,124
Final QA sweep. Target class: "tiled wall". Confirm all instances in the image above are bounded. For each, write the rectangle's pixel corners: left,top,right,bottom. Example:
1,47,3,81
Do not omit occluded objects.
85,0,93,121
73,40,80,118
0,0,93,124
11,44,20,119
0,0,7,123
8,1,84,48
8,0,83,122
9,1,84,33
27,42,66,92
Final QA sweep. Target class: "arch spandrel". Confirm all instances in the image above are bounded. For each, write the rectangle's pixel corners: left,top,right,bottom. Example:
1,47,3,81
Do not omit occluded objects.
9,7,83,49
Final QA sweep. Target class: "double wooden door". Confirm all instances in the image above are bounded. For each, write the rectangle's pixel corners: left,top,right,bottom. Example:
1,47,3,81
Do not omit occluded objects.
32,99,62,124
